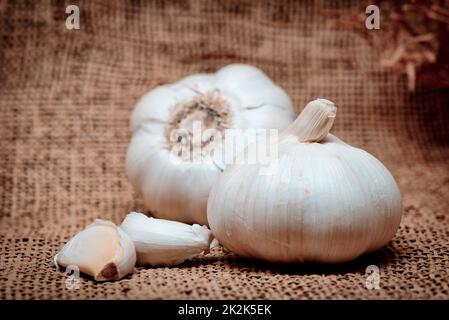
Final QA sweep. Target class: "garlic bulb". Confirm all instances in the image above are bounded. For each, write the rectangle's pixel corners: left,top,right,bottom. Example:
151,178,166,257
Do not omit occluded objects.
207,99,402,264
54,220,136,281
120,212,213,267
126,64,294,225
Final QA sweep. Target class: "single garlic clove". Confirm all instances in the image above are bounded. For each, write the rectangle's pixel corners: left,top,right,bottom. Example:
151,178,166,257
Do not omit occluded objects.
120,212,213,267
54,219,136,281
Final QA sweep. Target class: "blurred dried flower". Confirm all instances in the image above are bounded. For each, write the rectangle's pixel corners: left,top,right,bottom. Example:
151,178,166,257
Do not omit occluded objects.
324,0,449,91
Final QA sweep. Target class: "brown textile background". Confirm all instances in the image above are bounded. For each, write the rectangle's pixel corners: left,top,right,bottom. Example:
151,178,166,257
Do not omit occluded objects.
0,0,448,299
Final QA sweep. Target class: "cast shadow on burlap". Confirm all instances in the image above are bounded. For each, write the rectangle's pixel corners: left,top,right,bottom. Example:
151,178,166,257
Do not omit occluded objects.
176,239,409,277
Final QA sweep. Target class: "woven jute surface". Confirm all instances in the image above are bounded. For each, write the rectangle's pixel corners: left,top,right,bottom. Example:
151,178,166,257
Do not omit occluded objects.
1,0,448,299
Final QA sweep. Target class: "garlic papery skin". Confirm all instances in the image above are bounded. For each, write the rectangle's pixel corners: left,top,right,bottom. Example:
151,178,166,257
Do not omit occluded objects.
126,64,294,225
207,99,402,264
120,212,213,267
54,220,136,281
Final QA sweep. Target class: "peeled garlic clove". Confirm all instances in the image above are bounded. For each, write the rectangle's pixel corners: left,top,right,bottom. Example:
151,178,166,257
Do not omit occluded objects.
120,212,213,267
54,219,136,281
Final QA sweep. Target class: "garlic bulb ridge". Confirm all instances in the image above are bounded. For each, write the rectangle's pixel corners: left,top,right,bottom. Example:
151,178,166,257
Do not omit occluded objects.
207,99,402,264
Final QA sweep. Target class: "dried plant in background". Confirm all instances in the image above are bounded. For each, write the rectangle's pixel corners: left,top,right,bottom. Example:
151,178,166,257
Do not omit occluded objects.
324,0,449,91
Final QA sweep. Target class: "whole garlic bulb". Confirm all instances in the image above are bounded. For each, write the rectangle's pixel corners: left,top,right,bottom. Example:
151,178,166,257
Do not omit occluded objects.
207,99,402,264
120,212,213,267
54,220,136,281
126,64,294,225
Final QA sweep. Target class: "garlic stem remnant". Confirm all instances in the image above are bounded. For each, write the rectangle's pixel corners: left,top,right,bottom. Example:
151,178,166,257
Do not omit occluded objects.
283,98,337,143
208,98,402,264
120,212,213,267
127,64,295,225
54,220,136,281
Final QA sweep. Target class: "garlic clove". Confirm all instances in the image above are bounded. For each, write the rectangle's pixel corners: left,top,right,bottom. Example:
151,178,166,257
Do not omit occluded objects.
120,212,213,267
54,219,136,281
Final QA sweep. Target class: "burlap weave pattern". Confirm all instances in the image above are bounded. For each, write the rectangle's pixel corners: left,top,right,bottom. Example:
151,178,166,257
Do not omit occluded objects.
0,0,448,299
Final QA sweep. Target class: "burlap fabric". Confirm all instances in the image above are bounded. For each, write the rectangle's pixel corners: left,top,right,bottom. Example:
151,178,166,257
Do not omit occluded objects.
1,0,448,300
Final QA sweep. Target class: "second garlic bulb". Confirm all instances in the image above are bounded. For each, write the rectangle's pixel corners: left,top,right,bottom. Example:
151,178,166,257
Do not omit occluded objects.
126,64,294,225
